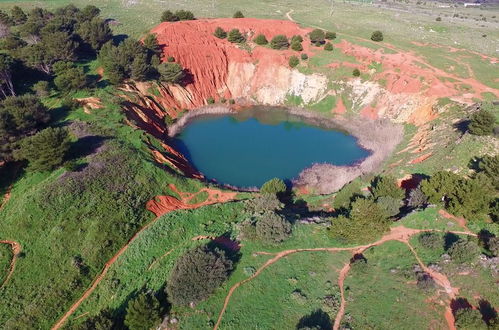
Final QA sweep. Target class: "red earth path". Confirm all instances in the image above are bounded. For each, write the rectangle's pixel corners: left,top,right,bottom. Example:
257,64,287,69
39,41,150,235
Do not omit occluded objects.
51,185,237,330
0,240,21,289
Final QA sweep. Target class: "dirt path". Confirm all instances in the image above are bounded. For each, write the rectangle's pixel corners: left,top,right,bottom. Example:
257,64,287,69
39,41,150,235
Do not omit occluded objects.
51,186,237,330
0,240,21,289
214,225,474,330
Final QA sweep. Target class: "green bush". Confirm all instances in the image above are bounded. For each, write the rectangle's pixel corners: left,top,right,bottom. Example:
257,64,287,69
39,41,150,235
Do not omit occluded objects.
488,237,499,256
448,239,481,264
167,56,175,62
454,308,487,329
371,30,384,42
175,10,195,20
371,175,405,200
417,232,443,249
468,110,495,136
309,29,325,44
260,178,287,195
253,34,268,45
166,245,233,305
291,35,303,43
332,180,362,211
246,194,283,214
161,10,179,22
53,61,88,92
436,17,442,21
214,26,227,39
32,81,50,97
324,42,333,51
229,99,235,105
206,97,215,104
291,41,303,51
227,29,245,43
325,31,336,40
270,34,290,49
377,196,401,218
233,10,244,18
300,53,308,60
157,62,185,84
15,127,70,172
255,212,292,244
124,292,162,330
352,68,361,77
289,55,299,68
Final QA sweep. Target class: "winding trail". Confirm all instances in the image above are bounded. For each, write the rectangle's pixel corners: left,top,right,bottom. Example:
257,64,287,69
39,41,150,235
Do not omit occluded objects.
51,185,237,330
0,240,21,289
214,224,475,330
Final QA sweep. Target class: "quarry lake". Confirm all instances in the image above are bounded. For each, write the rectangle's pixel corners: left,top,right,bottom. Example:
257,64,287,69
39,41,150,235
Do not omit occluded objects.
172,108,370,188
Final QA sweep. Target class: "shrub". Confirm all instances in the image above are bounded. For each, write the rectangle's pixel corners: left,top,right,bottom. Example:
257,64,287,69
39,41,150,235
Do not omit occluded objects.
324,42,333,51
166,245,233,305
220,97,226,103
468,110,495,136
489,237,499,256
77,309,115,330
418,232,443,249
448,239,481,264
175,10,195,21
291,41,303,51
377,196,401,218
15,127,70,172
161,10,179,22
206,97,215,104
407,186,428,209
124,293,162,330
229,99,235,105
289,55,299,68
227,29,245,43
260,178,286,195
352,68,360,77
309,29,325,44
291,35,303,43
253,34,268,45
167,56,175,62
300,53,308,60
246,194,283,214
53,61,88,92
213,26,227,39
371,30,384,42
255,212,292,244
325,31,336,40
371,175,405,200
157,62,185,84
32,81,50,97
233,11,244,18
270,34,289,50
454,308,487,329
436,17,442,21
330,199,390,243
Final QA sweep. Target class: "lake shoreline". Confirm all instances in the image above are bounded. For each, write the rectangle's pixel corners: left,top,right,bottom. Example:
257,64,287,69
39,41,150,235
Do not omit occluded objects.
166,105,404,194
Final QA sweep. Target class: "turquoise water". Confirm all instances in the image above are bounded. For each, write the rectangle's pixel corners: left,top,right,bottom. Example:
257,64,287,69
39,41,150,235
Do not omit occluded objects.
173,109,369,188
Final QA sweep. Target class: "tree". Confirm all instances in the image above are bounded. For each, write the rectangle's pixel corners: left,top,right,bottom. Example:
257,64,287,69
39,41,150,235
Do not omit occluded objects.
301,53,308,60
161,10,179,22
270,35,289,50
454,308,487,330
0,95,49,162
420,171,460,205
124,292,162,330
246,194,283,214
143,34,161,56
255,212,292,243
53,61,88,92
76,309,114,330
253,34,268,45
131,53,150,81
377,196,401,218
32,81,50,97
227,29,245,43
10,6,27,25
291,41,303,51
289,55,299,68
15,127,70,171
446,176,493,219
0,54,15,98
260,178,286,195
291,35,303,43
333,180,363,211
233,11,244,18
371,30,384,42
175,10,195,20
167,245,233,305
329,198,390,243
79,5,101,22
371,175,405,200
418,232,443,249
157,62,185,84
474,154,499,189
309,29,325,45
324,42,333,51
325,31,336,40
407,186,428,209
352,68,361,77
448,239,481,264
77,17,112,51
214,27,227,39
468,110,495,136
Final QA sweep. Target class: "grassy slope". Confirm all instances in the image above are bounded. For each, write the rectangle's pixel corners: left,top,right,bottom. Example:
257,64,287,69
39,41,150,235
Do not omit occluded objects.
0,244,12,285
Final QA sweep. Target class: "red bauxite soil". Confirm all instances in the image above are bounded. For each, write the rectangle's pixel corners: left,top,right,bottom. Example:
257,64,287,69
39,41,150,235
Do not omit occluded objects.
150,18,312,109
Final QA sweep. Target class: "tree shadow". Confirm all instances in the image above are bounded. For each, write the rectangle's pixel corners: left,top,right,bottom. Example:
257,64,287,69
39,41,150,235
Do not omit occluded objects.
296,309,332,329
451,297,473,315
444,232,460,250
67,135,110,160
112,34,129,45
478,299,497,325
453,119,470,134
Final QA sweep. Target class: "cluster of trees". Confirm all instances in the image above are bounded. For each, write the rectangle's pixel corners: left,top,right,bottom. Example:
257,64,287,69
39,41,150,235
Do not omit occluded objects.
309,28,336,51
160,9,195,22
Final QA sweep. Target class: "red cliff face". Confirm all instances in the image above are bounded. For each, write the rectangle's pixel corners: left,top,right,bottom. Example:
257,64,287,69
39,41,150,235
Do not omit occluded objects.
150,18,314,110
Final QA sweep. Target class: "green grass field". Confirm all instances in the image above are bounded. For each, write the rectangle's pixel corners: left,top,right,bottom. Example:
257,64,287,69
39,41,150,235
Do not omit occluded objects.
0,244,12,286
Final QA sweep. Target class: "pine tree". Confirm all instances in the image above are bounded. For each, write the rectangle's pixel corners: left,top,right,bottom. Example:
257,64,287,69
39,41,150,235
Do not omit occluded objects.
157,62,185,84
253,34,268,45
270,35,289,50
233,11,244,18
468,110,495,136
124,293,162,330
77,17,112,51
214,27,227,39
227,29,245,43
131,53,150,81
